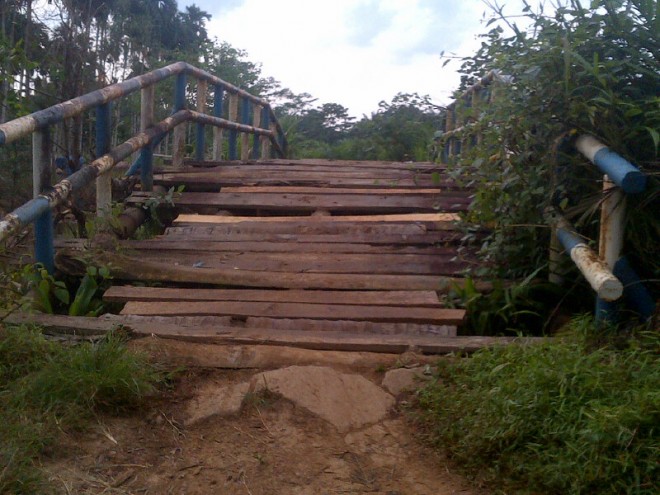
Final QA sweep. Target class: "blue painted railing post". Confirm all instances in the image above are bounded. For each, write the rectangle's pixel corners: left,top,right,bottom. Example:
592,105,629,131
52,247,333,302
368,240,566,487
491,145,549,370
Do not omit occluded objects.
212,85,224,160
240,97,250,160
173,73,187,168
32,127,54,273
228,93,239,160
139,85,155,190
95,102,112,214
195,79,207,162
252,104,261,159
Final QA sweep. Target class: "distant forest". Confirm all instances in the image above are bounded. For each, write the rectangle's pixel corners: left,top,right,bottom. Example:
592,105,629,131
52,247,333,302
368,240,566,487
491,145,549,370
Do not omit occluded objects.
0,0,442,211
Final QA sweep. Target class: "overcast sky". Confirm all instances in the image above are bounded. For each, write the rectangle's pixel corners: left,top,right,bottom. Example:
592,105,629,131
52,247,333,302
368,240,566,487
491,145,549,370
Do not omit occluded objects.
185,0,544,117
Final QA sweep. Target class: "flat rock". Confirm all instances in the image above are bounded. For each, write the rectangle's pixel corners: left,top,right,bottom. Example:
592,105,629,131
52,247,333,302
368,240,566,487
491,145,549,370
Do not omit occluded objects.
251,365,395,432
381,367,430,396
185,381,250,425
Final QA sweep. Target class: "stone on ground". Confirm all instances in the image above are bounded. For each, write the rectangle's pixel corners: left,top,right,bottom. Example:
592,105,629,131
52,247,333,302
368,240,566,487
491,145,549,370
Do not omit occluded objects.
381,366,431,396
185,381,250,425
251,365,395,432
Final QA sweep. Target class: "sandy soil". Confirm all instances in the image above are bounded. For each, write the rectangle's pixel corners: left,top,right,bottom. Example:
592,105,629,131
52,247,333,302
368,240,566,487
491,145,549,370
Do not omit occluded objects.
43,366,486,495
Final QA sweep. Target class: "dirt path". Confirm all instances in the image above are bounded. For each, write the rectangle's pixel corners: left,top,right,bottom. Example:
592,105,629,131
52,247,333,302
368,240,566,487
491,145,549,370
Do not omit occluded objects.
45,340,486,495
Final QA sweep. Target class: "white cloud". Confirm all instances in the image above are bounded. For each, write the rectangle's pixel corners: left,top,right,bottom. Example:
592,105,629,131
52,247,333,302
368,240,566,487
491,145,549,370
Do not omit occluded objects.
192,0,543,117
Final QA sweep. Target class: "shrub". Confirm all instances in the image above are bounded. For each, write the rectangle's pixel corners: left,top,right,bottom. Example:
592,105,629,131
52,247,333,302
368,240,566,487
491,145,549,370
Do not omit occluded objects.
417,317,659,494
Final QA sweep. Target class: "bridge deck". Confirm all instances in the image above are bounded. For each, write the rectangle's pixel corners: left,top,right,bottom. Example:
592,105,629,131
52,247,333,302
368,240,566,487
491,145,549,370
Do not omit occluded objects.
85,159,481,352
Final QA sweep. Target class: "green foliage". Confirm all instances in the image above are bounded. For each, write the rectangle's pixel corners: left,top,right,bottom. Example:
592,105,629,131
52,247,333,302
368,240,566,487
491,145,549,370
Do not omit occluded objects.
447,0,659,283
447,269,567,336
417,317,660,494
0,324,161,494
22,262,112,316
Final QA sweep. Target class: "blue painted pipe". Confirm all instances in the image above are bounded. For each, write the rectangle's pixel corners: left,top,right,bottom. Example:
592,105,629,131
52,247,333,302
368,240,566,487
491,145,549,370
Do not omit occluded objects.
593,148,646,194
556,226,582,252
34,209,55,273
595,297,618,325
95,103,112,157
613,256,655,322
195,123,205,161
140,146,153,191
214,86,224,117
175,73,187,111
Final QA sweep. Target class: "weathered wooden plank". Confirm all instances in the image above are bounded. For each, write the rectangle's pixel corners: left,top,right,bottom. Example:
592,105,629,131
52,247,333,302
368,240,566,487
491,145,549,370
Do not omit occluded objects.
219,186,449,194
131,252,472,275
112,314,457,337
128,191,471,213
56,250,479,291
104,286,441,306
172,213,460,224
164,222,430,237
118,240,461,255
3,312,541,354
155,176,455,189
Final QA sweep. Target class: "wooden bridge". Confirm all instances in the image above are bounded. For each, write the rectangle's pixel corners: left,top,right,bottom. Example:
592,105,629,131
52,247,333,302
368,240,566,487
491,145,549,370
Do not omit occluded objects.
1,62,522,354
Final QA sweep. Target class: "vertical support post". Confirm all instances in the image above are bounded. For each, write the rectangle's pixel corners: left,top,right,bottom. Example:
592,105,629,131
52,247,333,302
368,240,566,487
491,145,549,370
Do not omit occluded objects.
261,110,271,159
596,175,626,324
139,84,155,191
548,228,564,285
240,97,250,161
173,73,187,169
195,79,207,162
252,104,262,159
228,93,239,160
445,106,454,160
32,128,54,273
212,85,224,161
95,102,112,216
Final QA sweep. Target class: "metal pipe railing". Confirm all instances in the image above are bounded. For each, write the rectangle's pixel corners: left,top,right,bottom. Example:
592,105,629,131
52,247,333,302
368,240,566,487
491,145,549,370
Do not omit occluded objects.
0,62,288,272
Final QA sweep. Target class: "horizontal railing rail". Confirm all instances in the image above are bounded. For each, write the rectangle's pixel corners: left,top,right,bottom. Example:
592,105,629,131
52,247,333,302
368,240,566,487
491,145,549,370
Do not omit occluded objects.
0,62,288,272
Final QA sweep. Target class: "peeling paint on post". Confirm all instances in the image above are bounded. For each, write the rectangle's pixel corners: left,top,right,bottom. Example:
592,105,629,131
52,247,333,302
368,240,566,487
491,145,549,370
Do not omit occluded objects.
241,97,250,161
172,73,187,169
32,128,54,272
252,105,262,159
139,85,155,191
212,85,224,161
228,93,239,160
195,79,207,162
95,102,112,215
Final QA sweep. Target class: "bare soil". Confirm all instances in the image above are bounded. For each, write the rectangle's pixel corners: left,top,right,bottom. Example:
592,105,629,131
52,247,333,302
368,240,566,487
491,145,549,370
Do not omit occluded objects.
43,361,485,494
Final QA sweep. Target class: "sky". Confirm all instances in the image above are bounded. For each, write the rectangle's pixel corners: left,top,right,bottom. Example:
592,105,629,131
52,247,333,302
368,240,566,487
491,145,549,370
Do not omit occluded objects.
184,0,544,117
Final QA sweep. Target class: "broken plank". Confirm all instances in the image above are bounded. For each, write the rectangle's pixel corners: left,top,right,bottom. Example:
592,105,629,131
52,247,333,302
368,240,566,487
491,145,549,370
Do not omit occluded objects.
104,287,441,307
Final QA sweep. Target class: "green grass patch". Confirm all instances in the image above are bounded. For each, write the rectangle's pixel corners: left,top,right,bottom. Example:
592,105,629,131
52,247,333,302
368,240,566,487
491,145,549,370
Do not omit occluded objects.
0,324,162,494
416,317,659,494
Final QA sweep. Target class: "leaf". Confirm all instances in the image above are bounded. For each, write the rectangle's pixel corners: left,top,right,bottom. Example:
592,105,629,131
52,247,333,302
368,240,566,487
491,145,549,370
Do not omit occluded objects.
69,275,99,317
644,127,659,150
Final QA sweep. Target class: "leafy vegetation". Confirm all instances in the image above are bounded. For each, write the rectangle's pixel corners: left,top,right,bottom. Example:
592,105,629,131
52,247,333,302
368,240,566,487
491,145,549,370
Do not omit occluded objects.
417,316,659,494
0,324,161,494
444,0,658,291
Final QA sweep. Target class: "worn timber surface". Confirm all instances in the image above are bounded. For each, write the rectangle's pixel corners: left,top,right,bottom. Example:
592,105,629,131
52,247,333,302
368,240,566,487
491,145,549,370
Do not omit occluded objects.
54,159,491,353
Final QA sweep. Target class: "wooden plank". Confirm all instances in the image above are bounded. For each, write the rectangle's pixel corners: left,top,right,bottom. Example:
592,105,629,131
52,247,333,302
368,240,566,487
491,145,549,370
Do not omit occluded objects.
164,222,430,237
219,186,449,194
104,286,441,306
154,176,455,189
113,314,457,337
132,252,472,276
119,240,461,255
172,213,460,225
127,191,471,213
119,301,466,324
56,250,479,291
3,312,541,354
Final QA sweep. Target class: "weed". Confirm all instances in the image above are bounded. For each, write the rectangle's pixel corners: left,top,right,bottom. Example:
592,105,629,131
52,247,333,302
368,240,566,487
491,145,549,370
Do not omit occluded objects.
416,316,660,494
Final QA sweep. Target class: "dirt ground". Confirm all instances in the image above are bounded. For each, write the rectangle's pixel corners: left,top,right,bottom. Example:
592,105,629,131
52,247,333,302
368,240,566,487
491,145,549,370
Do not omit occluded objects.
42,344,486,495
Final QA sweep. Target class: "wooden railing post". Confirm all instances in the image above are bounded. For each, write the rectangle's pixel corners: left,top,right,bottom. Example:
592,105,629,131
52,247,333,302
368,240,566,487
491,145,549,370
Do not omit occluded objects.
195,79,207,162
32,128,54,272
252,104,262,159
95,102,112,215
228,93,239,160
212,85,224,160
172,73,187,169
240,97,250,161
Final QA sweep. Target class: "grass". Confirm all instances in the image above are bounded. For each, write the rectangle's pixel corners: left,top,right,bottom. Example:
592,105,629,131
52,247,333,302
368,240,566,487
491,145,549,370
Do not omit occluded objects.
416,316,659,494
0,324,162,494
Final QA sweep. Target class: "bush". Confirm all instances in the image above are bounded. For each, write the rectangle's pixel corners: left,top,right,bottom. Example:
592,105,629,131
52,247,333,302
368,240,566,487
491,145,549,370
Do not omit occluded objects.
417,317,659,494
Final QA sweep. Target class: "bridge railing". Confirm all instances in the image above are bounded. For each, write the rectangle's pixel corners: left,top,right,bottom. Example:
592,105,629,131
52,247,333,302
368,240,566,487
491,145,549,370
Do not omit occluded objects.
438,76,653,323
0,61,287,272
